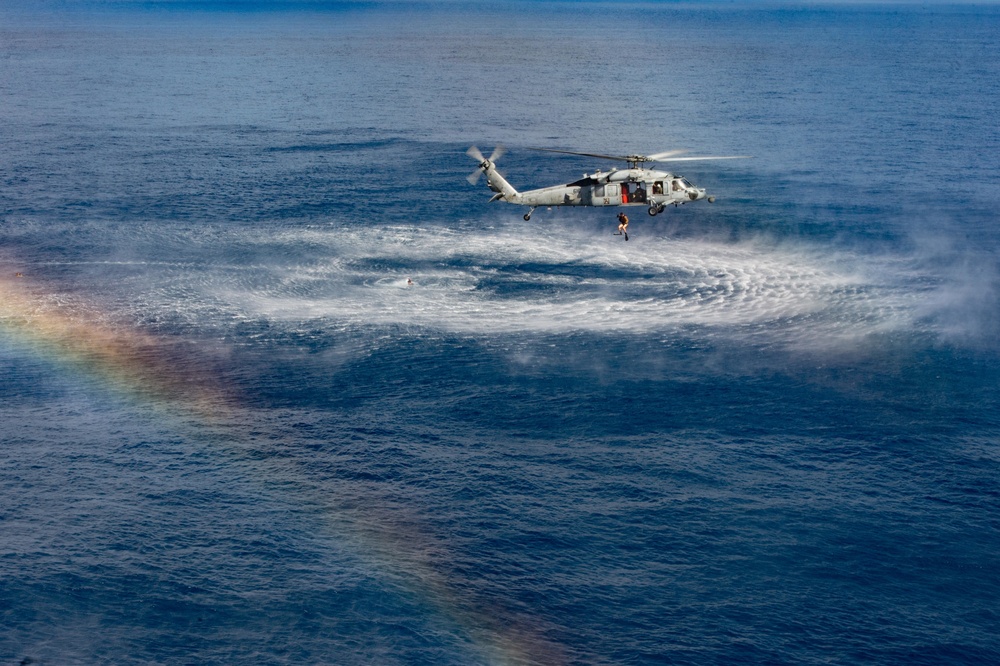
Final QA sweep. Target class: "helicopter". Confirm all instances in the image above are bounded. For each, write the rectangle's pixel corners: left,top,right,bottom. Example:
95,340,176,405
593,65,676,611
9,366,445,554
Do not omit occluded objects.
466,146,750,221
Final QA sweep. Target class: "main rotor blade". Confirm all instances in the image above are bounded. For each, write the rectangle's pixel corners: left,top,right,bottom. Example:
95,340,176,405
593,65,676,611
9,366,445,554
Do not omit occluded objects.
529,147,751,166
527,147,630,162
645,150,688,161
466,145,486,162
653,155,752,162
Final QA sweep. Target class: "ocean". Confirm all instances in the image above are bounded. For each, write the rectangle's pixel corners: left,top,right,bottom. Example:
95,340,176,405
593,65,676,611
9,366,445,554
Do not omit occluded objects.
1,1,999,664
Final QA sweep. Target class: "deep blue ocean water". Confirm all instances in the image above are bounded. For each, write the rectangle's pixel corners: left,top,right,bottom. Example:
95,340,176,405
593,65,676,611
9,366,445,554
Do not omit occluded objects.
2,2,1000,664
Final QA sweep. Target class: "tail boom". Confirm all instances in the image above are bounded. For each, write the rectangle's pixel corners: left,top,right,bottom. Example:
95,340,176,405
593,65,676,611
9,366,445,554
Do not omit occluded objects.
480,161,520,203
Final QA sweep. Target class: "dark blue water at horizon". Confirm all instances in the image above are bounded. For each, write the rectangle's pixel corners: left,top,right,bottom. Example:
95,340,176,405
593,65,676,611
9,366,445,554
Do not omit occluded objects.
2,2,999,664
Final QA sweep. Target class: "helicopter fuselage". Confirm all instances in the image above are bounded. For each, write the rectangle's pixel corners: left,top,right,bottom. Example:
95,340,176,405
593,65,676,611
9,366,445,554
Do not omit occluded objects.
514,168,708,210
476,159,714,221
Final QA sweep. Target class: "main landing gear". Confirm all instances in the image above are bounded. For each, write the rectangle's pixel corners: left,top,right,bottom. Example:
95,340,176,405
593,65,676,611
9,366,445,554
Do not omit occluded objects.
648,204,664,216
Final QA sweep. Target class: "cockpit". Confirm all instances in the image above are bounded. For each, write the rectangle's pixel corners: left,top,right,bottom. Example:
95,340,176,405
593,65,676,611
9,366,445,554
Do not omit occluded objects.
672,178,694,192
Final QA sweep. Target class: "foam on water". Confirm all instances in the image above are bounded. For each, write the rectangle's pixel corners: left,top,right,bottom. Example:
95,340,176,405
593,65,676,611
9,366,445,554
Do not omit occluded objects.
102,222,930,350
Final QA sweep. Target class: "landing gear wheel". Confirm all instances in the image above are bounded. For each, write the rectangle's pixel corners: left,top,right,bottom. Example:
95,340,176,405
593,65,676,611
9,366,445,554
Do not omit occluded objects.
648,206,659,217
523,213,531,221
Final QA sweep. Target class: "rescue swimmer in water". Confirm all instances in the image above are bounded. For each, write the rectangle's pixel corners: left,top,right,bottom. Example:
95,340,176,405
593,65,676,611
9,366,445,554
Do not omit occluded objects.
466,146,750,224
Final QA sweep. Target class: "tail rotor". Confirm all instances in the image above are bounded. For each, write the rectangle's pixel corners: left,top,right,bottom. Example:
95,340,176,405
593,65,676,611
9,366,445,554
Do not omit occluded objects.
466,145,505,184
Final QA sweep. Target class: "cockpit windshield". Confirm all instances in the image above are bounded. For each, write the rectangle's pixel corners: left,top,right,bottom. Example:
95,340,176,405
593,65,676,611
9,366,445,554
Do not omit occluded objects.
672,178,694,191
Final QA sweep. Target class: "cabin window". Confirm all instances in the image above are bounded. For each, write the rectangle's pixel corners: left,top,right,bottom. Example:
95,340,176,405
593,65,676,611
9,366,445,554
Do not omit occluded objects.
652,181,664,195
593,184,605,197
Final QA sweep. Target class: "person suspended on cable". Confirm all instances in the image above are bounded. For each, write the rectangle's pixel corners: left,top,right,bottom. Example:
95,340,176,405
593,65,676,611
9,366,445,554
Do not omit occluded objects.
615,212,629,241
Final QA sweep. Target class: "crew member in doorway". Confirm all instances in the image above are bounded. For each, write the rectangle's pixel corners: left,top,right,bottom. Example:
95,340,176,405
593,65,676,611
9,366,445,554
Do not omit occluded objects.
615,212,629,241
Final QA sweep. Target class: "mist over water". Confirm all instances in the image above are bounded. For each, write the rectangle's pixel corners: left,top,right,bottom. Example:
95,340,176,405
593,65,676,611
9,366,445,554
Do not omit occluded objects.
2,2,999,664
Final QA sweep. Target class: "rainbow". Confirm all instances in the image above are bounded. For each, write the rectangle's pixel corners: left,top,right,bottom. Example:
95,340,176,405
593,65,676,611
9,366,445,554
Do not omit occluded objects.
0,269,566,665
0,272,230,419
